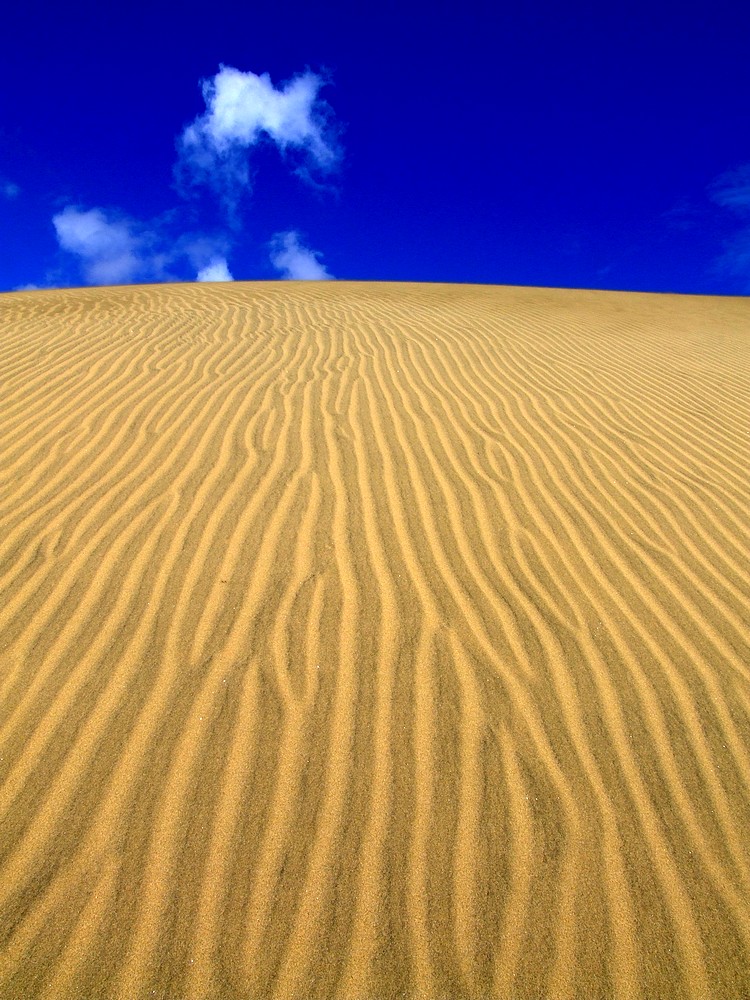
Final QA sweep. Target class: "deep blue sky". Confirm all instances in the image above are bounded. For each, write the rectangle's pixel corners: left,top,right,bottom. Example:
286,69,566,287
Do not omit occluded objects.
2,0,749,293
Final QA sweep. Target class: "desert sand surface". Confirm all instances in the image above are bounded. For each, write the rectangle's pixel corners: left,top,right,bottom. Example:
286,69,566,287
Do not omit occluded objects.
0,280,749,999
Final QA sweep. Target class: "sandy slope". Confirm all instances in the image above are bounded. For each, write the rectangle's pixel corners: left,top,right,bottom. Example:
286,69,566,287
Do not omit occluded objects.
0,280,748,999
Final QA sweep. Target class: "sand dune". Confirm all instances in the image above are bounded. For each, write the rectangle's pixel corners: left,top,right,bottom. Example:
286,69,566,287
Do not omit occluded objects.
0,280,748,999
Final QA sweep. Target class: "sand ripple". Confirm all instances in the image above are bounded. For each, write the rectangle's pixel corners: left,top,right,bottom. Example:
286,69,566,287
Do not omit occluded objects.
0,281,749,998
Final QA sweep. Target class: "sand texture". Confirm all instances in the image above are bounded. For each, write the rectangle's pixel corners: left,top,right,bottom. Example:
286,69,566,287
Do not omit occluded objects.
0,281,749,999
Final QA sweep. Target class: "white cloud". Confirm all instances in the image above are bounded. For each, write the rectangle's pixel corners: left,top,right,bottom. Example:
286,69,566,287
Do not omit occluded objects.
53,207,148,285
178,65,340,213
178,233,231,272
3,181,19,199
52,206,234,286
197,256,233,281
270,231,332,280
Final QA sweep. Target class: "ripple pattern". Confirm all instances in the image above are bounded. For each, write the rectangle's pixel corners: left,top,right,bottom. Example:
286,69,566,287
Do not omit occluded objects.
0,281,749,999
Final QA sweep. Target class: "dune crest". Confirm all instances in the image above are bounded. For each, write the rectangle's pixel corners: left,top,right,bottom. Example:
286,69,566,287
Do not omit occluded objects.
0,281,749,998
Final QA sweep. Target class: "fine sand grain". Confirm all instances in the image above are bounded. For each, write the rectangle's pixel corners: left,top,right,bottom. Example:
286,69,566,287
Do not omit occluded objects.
0,281,749,999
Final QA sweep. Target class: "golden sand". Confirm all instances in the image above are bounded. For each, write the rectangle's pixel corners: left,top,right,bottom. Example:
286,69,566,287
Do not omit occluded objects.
0,281,748,998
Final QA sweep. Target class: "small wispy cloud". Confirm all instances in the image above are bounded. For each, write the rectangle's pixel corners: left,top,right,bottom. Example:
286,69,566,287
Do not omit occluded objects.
711,229,750,291
197,256,233,281
177,233,234,281
708,163,750,291
177,65,340,217
662,198,706,232
53,207,149,285
270,231,333,280
3,180,20,199
708,164,750,218
53,206,234,285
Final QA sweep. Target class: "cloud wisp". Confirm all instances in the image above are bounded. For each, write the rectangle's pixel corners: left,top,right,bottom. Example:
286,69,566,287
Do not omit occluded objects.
177,66,340,218
270,231,333,280
711,228,750,288
53,206,234,286
709,165,750,218
708,163,750,290
197,257,233,282
3,180,20,199
53,207,150,285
